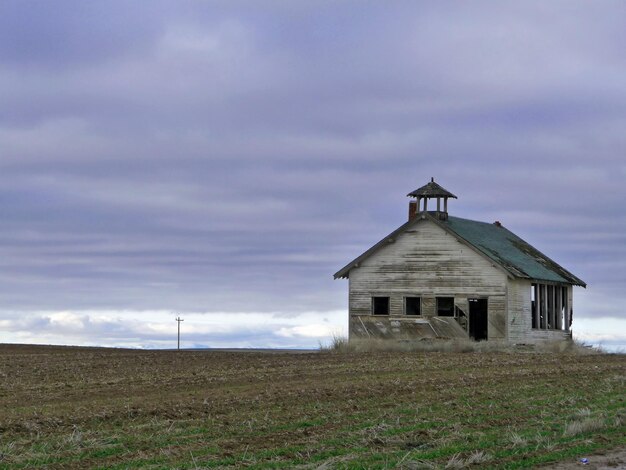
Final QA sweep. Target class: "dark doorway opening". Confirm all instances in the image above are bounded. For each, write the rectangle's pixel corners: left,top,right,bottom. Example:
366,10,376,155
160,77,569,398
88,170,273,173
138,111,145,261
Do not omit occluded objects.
469,298,488,341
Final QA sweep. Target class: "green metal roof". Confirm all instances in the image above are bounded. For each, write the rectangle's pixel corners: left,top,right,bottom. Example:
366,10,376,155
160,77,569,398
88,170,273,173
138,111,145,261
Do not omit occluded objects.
440,216,586,286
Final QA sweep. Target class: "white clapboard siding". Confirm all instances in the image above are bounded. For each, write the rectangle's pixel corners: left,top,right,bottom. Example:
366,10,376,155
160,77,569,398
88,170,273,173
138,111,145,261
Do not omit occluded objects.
507,279,533,342
349,219,508,329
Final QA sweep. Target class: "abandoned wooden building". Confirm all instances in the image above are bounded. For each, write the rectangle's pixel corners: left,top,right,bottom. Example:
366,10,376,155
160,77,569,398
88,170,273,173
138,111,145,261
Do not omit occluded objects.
334,178,586,343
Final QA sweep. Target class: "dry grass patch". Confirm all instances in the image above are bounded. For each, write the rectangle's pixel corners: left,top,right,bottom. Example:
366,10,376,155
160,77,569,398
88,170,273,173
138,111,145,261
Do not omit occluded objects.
322,337,509,354
507,431,528,447
535,339,602,354
321,336,604,355
563,417,606,437
563,408,608,437
439,451,492,469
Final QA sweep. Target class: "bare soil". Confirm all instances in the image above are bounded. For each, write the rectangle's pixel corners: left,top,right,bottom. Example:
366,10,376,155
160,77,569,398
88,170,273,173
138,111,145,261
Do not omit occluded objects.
541,446,626,469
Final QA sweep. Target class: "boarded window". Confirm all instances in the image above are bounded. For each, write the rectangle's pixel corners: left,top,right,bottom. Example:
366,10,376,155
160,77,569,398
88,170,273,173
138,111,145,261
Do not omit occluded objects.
405,297,421,315
372,297,390,315
437,297,454,316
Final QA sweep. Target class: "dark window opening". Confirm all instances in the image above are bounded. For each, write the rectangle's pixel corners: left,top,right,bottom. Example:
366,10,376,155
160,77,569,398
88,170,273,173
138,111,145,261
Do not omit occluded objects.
535,283,547,329
559,287,572,330
405,297,421,315
372,297,390,315
437,297,454,316
547,285,554,329
531,284,536,329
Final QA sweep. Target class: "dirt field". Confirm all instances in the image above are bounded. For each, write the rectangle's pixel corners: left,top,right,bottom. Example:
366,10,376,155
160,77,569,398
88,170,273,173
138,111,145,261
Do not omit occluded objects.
0,344,624,469
542,446,626,469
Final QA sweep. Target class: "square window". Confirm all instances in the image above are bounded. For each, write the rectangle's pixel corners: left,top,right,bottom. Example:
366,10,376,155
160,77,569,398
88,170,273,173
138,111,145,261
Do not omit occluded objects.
372,297,390,315
437,297,454,316
405,297,421,315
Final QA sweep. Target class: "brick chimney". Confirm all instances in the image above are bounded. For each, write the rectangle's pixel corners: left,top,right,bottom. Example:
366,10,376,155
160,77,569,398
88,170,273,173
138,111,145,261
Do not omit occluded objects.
408,200,417,221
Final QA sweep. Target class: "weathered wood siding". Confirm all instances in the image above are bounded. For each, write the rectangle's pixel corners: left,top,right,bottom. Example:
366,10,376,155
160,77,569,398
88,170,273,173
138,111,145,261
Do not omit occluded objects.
507,279,532,342
348,218,508,340
488,295,507,340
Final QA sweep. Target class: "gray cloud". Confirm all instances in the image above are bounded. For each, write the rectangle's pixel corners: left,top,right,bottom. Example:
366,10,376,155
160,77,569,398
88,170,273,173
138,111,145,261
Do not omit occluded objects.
0,1,625,347
0,1,165,68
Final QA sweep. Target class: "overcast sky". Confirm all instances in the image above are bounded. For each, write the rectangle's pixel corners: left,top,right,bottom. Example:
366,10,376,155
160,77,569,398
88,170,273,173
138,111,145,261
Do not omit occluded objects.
1,1,625,350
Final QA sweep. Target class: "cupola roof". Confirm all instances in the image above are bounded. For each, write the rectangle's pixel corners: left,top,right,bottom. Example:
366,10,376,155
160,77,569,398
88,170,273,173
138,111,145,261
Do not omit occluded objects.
407,177,457,199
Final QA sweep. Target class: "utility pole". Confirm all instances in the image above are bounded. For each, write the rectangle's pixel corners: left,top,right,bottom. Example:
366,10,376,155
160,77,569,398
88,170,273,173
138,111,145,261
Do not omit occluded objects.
175,316,184,350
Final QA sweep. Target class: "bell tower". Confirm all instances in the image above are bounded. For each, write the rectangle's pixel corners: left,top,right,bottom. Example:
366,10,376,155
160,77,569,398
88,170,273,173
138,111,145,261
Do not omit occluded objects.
407,177,457,221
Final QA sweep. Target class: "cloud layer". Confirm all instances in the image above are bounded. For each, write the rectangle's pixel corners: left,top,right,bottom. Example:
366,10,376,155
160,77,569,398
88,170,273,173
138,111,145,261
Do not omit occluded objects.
0,309,346,349
1,1,625,347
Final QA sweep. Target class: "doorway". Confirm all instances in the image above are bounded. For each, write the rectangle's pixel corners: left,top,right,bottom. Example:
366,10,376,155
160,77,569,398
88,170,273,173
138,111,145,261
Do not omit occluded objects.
469,298,488,341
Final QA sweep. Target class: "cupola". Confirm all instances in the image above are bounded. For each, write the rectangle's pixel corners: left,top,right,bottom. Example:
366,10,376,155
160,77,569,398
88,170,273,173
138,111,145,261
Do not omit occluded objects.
407,177,457,221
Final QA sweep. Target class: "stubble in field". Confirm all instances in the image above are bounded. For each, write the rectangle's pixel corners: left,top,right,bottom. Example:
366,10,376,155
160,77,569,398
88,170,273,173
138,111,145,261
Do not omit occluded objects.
0,344,624,469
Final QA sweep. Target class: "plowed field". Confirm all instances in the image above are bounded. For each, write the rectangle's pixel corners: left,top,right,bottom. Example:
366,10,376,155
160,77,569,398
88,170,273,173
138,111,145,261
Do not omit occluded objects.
0,344,624,469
